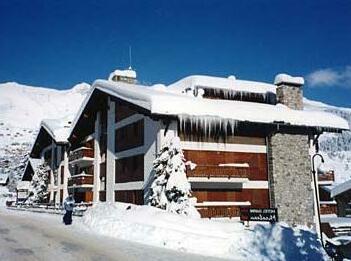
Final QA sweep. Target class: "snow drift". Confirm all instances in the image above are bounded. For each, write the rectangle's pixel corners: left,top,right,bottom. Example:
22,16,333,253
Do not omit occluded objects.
82,202,327,260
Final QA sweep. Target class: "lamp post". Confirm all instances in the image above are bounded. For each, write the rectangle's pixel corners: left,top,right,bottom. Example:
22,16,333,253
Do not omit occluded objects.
311,153,324,248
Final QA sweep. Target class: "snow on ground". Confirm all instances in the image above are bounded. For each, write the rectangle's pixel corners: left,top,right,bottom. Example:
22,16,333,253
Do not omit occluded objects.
0,207,220,261
0,186,10,206
321,215,351,228
81,202,327,261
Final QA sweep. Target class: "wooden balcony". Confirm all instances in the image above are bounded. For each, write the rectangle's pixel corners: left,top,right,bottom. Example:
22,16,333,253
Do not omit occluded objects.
320,203,337,215
186,165,249,179
68,175,93,187
318,171,335,182
197,205,241,218
69,147,94,162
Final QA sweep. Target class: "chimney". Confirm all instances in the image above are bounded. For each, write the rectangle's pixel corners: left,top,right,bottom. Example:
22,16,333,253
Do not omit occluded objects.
108,68,137,84
274,73,304,110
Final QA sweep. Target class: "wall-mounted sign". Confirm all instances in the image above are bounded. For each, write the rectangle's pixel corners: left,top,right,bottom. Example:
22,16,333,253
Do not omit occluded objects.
240,208,278,223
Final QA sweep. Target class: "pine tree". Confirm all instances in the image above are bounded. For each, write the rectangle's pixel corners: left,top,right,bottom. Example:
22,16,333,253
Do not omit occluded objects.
29,162,49,203
149,137,196,216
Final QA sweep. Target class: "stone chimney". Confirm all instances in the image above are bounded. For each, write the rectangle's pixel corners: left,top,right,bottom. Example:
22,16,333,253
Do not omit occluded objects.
268,73,314,227
274,74,304,110
108,68,137,84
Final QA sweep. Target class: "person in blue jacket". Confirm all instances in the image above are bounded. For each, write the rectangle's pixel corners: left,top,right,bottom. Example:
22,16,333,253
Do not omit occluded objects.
63,194,75,225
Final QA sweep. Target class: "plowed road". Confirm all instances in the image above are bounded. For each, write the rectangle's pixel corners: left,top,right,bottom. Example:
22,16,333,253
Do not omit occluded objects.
0,208,223,261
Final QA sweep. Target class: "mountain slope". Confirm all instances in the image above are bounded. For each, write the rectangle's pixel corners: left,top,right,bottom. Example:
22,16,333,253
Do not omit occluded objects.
0,82,90,190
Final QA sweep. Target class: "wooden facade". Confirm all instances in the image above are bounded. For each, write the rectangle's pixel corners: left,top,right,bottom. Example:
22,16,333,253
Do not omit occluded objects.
184,150,268,181
68,138,95,203
180,128,270,218
115,119,144,152
197,206,241,218
192,189,269,208
115,190,144,205
115,154,144,183
320,204,337,215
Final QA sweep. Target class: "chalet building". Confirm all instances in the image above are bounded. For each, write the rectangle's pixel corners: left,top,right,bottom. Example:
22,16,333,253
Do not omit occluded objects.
18,158,41,201
67,69,349,226
21,158,41,182
329,179,351,217
29,118,71,204
318,170,338,215
317,168,351,217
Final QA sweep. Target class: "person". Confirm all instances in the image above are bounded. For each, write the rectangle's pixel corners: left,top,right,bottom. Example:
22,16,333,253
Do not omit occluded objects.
63,194,75,225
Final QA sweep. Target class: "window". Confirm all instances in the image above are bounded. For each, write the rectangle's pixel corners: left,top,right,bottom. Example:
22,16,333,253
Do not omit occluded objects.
115,190,144,205
115,101,137,122
115,154,144,183
60,166,64,185
115,120,144,152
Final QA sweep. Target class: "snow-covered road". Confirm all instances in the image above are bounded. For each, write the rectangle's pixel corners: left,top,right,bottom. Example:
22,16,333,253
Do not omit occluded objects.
0,208,223,261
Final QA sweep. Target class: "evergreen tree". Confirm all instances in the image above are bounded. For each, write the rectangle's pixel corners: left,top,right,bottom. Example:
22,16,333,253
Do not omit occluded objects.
149,137,196,216
29,162,49,203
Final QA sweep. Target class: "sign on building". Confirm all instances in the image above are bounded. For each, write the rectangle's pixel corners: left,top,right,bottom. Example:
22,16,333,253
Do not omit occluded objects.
240,208,278,223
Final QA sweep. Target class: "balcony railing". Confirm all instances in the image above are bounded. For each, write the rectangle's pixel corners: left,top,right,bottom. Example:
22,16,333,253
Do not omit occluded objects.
69,147,94,162
186,165,249,179
318,171,335,182
320,203,337,215
197,205,241,218
68,175,93,187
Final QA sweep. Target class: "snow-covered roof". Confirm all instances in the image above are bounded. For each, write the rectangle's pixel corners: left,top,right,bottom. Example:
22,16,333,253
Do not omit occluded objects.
40,115,73,143
28,158,42,171
108,68,137,80
166,75,276,96
0,173,9,184
17,181,30,190
320,185,333,193
274,73,304,86
29,115,74,157
331,179,351,198
90,80,349,131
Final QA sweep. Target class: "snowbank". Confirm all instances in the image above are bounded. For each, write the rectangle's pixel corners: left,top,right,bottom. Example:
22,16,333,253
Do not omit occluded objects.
82,202,327,260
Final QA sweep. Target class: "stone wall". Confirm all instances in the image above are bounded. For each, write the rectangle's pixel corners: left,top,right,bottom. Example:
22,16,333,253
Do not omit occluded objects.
276,84,303,110
268,133,314,226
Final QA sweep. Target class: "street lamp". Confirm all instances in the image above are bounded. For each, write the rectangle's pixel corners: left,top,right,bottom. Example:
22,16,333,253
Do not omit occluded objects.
311,153,324,248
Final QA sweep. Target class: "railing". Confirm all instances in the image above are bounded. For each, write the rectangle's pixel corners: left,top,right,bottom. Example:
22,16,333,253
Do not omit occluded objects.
197,205,241,218
68,175,94,187
8,202,92,216
320,204,337,215
318,171,335,182
186,165,249,179
69,147,94,162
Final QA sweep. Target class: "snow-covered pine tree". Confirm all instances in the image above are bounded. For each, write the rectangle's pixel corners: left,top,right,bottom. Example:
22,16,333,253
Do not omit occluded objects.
29,162,49,203
149,137,198,216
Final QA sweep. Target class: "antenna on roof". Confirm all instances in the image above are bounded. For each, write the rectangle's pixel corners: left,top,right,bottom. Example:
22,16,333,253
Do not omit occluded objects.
128,45,132,70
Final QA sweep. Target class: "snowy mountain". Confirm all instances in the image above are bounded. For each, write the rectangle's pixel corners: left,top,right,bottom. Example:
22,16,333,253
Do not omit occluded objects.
0,82,90,190
304,98,351,183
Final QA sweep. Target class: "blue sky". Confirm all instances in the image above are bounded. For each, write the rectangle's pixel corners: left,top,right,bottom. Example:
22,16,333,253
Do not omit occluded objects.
0,0,350,107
